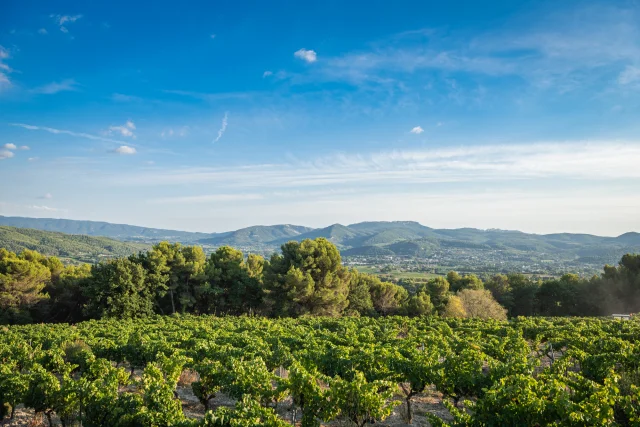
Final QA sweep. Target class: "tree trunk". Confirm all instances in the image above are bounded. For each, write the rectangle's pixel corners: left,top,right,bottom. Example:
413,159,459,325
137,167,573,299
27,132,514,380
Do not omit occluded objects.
406,395,413,424
46,411,53,427
170,289,176,314
10,404,15,420
453,396,461,408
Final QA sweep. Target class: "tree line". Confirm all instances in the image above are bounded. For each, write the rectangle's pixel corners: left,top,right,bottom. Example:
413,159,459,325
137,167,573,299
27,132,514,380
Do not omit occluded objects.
1,237,639,324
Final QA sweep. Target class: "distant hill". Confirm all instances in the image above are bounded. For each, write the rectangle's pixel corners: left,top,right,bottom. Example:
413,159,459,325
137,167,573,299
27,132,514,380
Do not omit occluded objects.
1,216,639,272
0,215,208,242
0,226,149,263
197,224,313,246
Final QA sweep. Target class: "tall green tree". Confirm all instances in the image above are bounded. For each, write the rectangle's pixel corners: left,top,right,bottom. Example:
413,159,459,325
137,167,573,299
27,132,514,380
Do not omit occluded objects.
43,263,92,323
426,277,450,314
83,258,153,319
0,249,51,324
485,274,514,311
134,242,205,314
346,270,376,316
369,280,408,316
508,274,539,317
198,246,263,315
264,238,350,317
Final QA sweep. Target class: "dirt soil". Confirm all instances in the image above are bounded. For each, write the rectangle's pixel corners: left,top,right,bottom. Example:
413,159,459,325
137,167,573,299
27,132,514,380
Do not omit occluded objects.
2,381,452,427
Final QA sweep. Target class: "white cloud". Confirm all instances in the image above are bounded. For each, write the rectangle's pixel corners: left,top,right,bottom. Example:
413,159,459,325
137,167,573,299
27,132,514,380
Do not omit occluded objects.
11,123,129,144
18,145,29,150
28,157,39,161
113,145,136,155
39,193,53,199
30,205,64,212
213,112,228,143
294,48,317,63
410,126,424,134
38,28,48,35
618,65,640,85
263,70,273,78
50,14,82,33
0,150,14,160
0,45,13,91
3,143,17,150
31,79,79,94
109,120,136,138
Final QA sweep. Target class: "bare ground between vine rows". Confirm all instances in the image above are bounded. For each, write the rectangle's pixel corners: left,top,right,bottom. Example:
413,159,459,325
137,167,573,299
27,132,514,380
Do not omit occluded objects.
3,384,452,427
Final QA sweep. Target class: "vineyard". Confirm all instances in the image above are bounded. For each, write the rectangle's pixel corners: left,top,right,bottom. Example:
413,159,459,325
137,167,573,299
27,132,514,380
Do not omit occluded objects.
2,315,640,426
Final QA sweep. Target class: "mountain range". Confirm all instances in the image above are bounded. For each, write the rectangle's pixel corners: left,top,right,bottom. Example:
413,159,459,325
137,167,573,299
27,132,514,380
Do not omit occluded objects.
1,215,639,268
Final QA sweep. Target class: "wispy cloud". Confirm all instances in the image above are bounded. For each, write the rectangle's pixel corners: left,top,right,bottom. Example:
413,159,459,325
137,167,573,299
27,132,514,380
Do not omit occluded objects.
309,5,640,94
160,126,189,138
410,126,424,134
39,193,53,199
0,46,13,91
618,65,640,85
108,120,136,138
38,28,48,35
11,123,130,144
3,143,17,150
111,93,142,102
50,14,82,33
149,193,264,204
0,150,14,160
213,112,228,143
113,141,640,189
113,145,136,155
263,71,273,78
163,89,254,101
294,48,317,63
31,79,79,95
30,205,66,212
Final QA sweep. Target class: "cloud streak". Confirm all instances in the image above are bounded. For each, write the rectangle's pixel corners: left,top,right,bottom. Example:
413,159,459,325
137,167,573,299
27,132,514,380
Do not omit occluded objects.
213,112,228,143
10,123,130,145
31,79,79,95
112,141,640,190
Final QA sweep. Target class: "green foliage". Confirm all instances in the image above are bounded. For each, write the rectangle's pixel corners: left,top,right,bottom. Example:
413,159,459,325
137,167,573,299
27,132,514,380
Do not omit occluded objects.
84,258,153,319
196,395,290,427
457,289,507,320
265,238,350,316
3,315,640,425
330,371,398,427
0,225,148,263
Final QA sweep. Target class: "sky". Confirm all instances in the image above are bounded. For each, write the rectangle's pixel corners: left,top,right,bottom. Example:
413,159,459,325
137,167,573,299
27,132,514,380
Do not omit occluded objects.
1,0,640,236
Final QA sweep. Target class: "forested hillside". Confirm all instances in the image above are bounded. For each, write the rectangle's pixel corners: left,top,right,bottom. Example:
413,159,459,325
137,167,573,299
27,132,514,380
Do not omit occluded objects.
0,215,208,242
0,226,148,263
2,216,639,274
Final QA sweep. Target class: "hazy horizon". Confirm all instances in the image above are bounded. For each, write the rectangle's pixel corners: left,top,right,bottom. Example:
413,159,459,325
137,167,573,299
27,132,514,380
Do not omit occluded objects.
1,213,637,238
2,0,640,236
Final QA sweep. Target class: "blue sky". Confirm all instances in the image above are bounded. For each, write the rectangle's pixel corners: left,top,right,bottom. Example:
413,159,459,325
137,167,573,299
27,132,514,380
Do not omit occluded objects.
1,0,640,235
